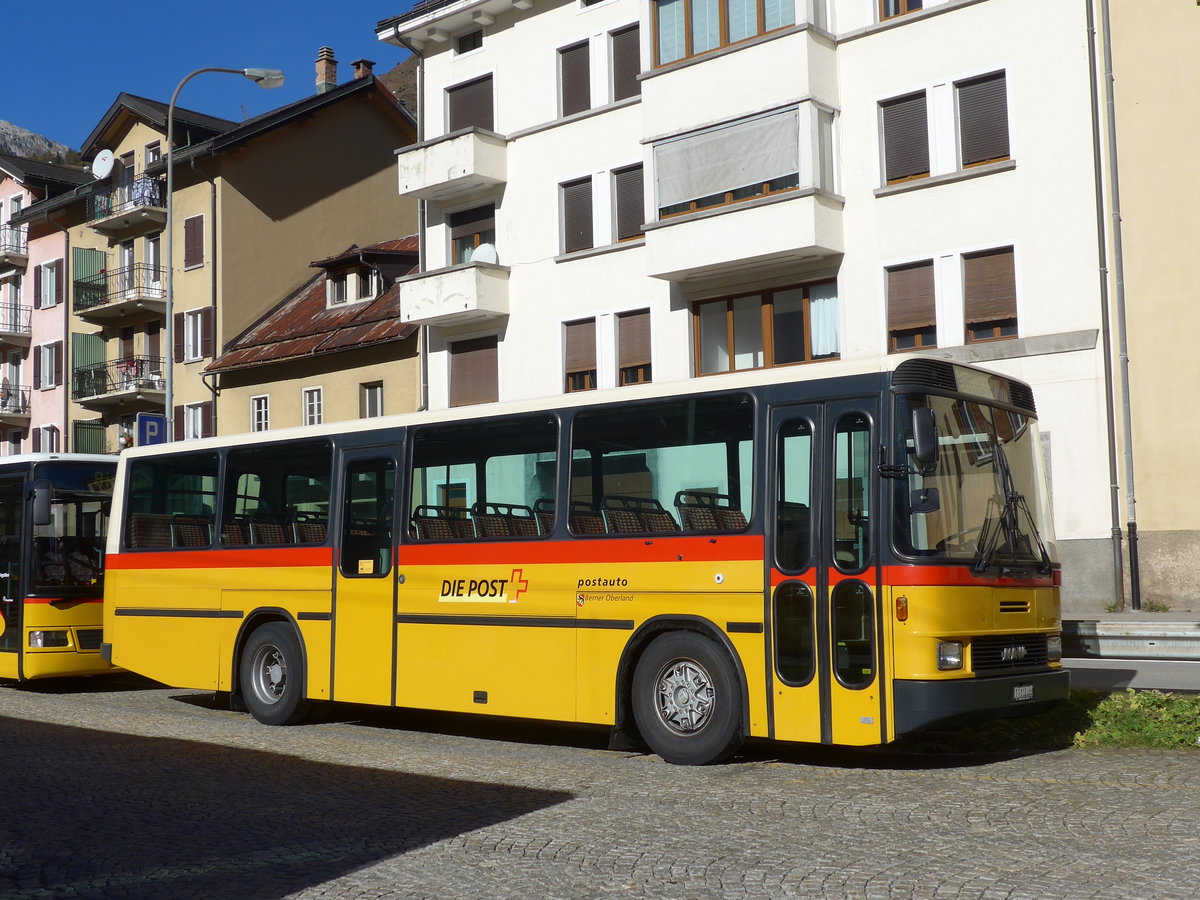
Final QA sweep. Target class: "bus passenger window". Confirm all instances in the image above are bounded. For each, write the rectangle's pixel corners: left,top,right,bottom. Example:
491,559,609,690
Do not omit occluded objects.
341,459,395,577
834,413,871,571
125,452,218,550
222,440,332,547
776,419,813,571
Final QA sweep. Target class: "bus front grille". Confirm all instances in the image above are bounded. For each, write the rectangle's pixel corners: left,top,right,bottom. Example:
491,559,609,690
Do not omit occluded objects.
76,629,104,651
972,634,1048,671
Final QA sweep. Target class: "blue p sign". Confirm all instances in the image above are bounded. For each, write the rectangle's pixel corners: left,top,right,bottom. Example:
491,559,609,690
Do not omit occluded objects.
136,413,167,446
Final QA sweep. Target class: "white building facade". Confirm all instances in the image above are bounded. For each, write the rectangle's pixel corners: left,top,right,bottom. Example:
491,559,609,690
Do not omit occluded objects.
378,0,1115,609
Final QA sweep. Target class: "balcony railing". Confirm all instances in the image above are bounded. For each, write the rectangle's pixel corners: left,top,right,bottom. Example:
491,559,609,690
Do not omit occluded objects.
73,356,165,402
0,223,28,257
0,383,31,418
74,264,166,316
89,177,166,223
0,303,32,339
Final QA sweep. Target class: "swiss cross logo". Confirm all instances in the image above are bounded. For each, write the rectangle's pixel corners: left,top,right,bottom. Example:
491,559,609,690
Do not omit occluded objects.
509,568,529,603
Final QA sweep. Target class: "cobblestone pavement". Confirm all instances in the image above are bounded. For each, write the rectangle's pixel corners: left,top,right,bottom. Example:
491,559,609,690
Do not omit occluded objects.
1,675,1198,899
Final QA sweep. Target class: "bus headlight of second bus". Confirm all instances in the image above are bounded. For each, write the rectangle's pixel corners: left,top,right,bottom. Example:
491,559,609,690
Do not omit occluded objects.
937,641,964,670
1047,635,1063,663
29,630,70,649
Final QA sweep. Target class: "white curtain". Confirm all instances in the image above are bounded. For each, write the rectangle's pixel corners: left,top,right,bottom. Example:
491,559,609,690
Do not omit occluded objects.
809,281,839,357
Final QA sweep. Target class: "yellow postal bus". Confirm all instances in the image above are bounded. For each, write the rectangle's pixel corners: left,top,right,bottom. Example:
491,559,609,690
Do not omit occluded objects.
103,359,1067,764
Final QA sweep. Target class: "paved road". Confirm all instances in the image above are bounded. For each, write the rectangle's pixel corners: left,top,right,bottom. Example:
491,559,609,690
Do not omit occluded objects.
1,674,1198,900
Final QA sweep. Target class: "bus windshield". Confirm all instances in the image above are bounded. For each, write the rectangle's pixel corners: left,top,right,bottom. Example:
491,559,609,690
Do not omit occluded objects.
894,393,1058,572
31,462,113,591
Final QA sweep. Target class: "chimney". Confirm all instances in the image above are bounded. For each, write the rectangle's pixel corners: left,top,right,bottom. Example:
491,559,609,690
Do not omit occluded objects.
352,59,376,80
316,47,338,94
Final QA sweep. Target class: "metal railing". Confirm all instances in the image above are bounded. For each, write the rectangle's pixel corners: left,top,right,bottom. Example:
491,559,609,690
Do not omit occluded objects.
72,356,166,401
0,383,31,415
74,264,166,312
89,176,166,222
0,304,32,336
0,223,27,256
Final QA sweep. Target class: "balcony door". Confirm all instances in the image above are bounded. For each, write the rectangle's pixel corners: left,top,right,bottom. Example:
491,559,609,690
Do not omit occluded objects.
118,242,134,298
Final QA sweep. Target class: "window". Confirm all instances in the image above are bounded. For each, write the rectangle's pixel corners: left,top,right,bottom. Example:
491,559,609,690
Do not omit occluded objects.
457,30,483,54
617,309,651,385
449,205,496,264
449,336,498,407
559,41,591,117
880,0,922,19
341,458,395,576
361,382,383,418
613,165,644,241
564,319,597,393
694,281,838,375
177,308,212,362
447,75,494,132
655,109,799,217
963,247,1017,343
958,72,1009,168
328,274,348,305
145,141,162,166
183,215,204,268
125,451,219,548
817,107,836,193
178,401,214,441
34,259,62,309
887,261,936,352
881,92,929,184
222,440,332,546
251,395,269,432
611,25,641,101
561,178,593,253
32,425,60,453
34,342,62,389
327,266,375,306
654,0,793,66
9,272,21,307
303,387,324,426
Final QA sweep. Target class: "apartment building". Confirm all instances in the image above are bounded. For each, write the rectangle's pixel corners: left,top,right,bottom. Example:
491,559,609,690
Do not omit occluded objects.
13,54,417,452
377,0,1115,608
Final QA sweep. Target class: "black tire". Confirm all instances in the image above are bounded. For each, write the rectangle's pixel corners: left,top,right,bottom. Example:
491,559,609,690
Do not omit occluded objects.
631,632,744,765
239,622,311,726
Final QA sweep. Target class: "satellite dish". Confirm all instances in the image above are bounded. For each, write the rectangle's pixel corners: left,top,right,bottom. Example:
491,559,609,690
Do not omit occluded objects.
91,150,115,180
470,242,498,264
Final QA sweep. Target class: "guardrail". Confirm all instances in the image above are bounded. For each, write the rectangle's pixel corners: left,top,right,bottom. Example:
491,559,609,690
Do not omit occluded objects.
1063,619,1200,661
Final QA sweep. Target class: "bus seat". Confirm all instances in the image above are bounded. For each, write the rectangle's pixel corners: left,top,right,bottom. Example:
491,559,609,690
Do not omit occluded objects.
130,513,173,549
603,495,679,534
250,519,291,545
292,514,327,544
412,505,472,541
473,502,538,538
172,515,211,548
675,491,720,532
533,498,556,535
221,520,251,546
569,501,606,535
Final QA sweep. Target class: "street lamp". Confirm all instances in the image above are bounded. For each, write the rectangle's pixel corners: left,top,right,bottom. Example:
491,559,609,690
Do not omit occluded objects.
163,67,284,441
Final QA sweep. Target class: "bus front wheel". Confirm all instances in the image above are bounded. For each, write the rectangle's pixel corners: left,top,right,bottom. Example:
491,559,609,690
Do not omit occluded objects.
632,632,743,765
239,622,311,726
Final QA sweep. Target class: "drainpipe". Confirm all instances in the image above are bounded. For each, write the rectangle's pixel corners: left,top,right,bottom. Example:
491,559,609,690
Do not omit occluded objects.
1098,0,1140,609
1085,0,1125,610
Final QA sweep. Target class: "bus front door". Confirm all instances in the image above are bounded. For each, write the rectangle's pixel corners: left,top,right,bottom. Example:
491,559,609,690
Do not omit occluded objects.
769,400,884,747
0,475,23,678
331,452,399,706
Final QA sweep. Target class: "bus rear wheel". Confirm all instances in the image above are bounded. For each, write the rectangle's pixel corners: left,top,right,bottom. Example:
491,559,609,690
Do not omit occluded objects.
632,632,743,765
240,622,311,726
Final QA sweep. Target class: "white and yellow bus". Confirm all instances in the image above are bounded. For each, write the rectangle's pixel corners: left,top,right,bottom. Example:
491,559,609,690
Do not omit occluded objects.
0,454,116,681
102,358,1067,764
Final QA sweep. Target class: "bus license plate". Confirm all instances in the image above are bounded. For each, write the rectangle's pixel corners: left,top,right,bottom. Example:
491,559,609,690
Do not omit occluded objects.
1012,683,1035,702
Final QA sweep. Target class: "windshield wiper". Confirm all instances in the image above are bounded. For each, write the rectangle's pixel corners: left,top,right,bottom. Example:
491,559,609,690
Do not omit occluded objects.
972,443,1052,576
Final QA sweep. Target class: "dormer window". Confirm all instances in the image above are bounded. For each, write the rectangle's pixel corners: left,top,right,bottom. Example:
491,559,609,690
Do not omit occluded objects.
326,266,377,307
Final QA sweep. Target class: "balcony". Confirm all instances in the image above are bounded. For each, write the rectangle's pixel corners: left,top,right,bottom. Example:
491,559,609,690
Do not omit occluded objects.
74,264,166,323
0,304,31,347
0,224,28,268
397,129,507,202
72,356,165,411
398,261,509,326
644,191,844,283
0,383,31,426
88,177,166,237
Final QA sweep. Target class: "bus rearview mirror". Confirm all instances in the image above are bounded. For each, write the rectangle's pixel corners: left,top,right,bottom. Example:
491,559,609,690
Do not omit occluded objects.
911,408,940,470
30,480,53,527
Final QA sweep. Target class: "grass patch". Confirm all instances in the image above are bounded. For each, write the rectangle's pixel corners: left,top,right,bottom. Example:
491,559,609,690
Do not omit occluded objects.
895,689,1200,754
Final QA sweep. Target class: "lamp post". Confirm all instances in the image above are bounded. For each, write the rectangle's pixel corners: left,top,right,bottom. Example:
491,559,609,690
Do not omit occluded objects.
163,67,284,441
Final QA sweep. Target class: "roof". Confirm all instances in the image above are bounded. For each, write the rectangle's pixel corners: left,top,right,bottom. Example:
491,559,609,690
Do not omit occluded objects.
206,236,419,375
81,92,237,158
0,153,91,190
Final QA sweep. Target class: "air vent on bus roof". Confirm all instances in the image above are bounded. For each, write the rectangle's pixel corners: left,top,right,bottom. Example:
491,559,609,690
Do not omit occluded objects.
1009,382,1037,416
892,359,958,393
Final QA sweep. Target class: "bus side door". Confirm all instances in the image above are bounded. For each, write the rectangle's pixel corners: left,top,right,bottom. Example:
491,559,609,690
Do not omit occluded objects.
0,474,23,673
331,450,399,706
769,399,884,746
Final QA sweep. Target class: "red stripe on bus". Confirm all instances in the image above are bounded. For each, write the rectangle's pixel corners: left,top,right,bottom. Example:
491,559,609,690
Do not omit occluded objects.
106,546,334,570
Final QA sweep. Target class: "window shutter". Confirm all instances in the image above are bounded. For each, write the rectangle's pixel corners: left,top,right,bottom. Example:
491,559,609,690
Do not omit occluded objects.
958,72,1009,167
174,405,184,442
611,25,641,101
201,400,215,438
963,247,1016,324
618,309,651,369
613,165,644,241
54,261,64,306
564,319,596,377
881,92,929,182
173,312,185,362
559,42,591,117
447,75,494,132
562,178,593,254
33,346,41,387
183,216,203,268
32,428,40,452
52,342,62,386
449,336,498,407
887,261,936,331
200,307,214,358
33,264,42,307
448,205,496,241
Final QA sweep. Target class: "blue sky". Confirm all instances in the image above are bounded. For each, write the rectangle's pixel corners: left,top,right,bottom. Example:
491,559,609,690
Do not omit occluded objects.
5,1,417,152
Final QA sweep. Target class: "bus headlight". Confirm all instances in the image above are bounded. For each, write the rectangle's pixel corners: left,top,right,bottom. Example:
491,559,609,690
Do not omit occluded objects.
1047,635,1063,663
937,641,964,670
29,630,69,649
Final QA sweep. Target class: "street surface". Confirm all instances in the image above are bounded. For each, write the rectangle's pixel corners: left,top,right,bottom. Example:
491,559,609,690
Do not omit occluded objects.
1,673,1198,900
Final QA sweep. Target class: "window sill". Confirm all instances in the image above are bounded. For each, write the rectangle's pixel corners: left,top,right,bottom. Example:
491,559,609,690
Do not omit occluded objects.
555,237,645,264
644,187,842,233
840,0,989,44
874,159,1016,198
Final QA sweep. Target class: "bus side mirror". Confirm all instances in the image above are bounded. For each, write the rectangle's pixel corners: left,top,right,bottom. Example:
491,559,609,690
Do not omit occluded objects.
911,408,940,470
30,480,53,527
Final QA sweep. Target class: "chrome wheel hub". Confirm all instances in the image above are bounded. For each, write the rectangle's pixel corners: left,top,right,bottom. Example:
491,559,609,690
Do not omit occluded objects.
655,659,715,735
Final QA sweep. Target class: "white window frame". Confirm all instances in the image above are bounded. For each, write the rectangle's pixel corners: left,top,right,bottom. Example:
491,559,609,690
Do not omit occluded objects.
250,394,270,432
361,382,383,418
37,425,60,453
36,343,57,389
145,141,162,166
182,309,204,362
302,386,324,426
38,260,59,309
183,402,205,441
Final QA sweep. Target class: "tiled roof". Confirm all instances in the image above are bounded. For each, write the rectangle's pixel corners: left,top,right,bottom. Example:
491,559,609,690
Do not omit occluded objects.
0,153,92,188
